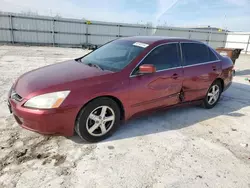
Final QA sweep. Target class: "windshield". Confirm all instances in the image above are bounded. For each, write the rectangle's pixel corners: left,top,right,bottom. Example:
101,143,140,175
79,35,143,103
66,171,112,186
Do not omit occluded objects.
80,40,146,72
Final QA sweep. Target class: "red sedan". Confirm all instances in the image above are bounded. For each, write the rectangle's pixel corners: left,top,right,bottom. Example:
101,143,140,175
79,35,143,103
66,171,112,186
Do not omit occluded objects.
8,36,233,142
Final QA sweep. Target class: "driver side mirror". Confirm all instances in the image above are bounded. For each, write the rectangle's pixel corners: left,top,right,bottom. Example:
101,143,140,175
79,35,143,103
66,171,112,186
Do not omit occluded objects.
138,64,156,74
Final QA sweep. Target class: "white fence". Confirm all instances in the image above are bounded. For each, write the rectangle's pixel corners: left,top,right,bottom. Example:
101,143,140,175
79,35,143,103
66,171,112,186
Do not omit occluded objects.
225,32,250,54
1,12,249,53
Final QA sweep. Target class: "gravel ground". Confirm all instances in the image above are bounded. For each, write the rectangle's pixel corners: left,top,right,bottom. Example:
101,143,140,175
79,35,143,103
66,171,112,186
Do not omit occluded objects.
0,45,250,188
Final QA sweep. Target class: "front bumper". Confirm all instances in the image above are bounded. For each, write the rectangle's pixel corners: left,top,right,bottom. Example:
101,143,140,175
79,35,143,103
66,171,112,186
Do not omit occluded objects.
8,98,79,136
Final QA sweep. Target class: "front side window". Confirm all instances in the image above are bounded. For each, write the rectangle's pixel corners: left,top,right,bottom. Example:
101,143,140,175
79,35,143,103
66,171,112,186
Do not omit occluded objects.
182,43,210,66
80,40,145,72
132,43,181,74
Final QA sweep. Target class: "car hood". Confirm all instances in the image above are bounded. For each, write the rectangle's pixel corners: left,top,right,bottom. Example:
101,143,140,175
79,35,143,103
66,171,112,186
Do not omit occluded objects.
14,60,112,97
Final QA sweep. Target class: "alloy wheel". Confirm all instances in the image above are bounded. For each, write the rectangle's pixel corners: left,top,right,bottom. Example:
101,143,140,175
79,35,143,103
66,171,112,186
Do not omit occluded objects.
86,106,115,136
207,85,220,105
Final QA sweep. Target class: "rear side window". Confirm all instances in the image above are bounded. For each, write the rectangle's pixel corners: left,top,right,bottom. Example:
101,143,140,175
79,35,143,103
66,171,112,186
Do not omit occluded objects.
182,43,210,66
208,48,218,61
136,43,181,72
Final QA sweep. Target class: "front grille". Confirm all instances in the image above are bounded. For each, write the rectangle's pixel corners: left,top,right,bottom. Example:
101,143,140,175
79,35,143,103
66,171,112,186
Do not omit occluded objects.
11,91,22,102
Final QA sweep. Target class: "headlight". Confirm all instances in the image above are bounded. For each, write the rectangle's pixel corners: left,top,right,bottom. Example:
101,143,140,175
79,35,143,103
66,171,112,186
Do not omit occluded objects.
24,91,70,109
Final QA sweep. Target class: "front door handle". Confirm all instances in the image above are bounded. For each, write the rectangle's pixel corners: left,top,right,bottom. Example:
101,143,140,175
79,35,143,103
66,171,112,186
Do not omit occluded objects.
171,73,178,79
212,65,217,71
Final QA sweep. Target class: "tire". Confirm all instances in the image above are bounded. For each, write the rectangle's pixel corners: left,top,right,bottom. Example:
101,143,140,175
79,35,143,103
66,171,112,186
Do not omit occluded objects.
75,97,121,142
203,81,222,109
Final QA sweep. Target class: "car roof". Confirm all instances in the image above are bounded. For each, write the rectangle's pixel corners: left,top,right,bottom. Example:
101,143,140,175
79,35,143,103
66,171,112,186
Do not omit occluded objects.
119,36,201,45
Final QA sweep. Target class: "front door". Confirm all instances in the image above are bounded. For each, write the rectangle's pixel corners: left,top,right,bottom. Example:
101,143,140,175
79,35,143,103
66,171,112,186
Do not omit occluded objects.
129,42,183,115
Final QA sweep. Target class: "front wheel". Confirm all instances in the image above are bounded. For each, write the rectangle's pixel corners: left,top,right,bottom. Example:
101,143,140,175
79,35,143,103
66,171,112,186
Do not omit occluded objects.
75,97,121,142
203,81,222,109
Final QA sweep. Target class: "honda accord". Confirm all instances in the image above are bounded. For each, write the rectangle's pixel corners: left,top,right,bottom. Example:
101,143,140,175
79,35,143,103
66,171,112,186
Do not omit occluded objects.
7,36,233,142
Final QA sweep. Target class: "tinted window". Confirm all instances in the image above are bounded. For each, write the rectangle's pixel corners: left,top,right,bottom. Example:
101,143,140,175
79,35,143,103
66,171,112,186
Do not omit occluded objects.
133,43,180,74
208,48,218,61
81,40,145,72
182,43,210,66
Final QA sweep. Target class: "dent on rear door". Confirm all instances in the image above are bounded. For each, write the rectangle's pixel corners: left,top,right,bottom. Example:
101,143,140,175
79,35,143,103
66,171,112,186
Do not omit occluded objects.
181,42,221,102
183,63,219,101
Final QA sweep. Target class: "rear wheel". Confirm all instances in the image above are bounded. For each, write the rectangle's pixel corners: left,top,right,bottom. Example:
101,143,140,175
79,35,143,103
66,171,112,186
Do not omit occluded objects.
75,97,121,142
203,81,222,109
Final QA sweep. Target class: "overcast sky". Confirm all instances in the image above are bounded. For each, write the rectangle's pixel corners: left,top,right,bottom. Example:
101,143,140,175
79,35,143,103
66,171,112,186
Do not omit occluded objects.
1,0,250,31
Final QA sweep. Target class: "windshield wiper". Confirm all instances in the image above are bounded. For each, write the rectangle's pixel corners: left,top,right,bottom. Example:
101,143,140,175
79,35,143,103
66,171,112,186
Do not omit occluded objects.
87,63,104,71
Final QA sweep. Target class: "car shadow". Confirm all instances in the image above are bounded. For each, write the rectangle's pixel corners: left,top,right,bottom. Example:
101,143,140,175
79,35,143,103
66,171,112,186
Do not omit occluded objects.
69,82,250,144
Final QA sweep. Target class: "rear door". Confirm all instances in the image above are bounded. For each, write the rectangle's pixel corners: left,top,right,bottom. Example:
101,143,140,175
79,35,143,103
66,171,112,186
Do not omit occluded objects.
129,42,183,114
181,42,221,101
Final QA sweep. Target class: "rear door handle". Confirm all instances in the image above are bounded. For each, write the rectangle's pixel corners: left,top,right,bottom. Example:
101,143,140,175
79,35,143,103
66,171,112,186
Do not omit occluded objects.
171,73,178,79
212,65,217,71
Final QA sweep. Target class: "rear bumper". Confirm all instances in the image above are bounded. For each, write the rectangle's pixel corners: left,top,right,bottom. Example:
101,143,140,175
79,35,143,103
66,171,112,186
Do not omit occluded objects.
223,80,232,92
8,99,80,136
222,69,233,92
